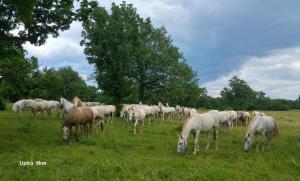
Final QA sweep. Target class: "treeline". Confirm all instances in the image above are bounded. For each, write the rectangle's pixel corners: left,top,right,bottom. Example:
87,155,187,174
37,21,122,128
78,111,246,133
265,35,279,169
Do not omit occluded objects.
198,76,300,111
0,56,99,102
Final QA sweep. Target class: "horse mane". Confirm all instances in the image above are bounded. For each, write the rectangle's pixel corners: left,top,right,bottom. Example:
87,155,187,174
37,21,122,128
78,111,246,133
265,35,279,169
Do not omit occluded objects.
181,117,192,134
246,117,256,135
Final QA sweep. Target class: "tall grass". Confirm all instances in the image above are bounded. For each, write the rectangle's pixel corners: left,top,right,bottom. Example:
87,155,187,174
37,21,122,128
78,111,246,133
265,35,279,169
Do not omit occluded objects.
0,108,299,180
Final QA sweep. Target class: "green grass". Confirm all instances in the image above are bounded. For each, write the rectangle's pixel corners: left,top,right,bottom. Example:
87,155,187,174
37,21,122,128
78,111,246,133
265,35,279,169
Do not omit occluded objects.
0,107,299,180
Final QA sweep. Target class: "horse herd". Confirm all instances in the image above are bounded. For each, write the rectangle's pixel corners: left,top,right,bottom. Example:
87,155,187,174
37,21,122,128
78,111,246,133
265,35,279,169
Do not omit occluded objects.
12,97,279,154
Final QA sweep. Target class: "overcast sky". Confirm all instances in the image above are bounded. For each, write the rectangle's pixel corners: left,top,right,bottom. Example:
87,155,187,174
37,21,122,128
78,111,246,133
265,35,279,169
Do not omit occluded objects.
23,0,300,100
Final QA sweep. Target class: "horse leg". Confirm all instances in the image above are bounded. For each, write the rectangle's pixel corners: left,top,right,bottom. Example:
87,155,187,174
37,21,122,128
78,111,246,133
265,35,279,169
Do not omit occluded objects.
140,120,144,134
70,126,72,137
214,128,219,150
89,121,92,136
75,125,80,142
193,130,200,155
206,131,211,150
255,134,259,152
133,120,138,134
96,119,100,133
148,117,151,126
261,133,265,152
266,133,271,149
100,119,104,131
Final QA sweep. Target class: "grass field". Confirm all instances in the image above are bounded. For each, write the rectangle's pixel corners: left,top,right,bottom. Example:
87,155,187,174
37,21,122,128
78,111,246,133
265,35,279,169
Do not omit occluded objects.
0,105,299,180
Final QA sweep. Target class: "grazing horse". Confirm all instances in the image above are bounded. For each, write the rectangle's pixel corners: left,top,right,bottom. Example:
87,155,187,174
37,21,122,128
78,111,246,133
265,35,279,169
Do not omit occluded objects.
60,98,74,118
177,112,219,155
89,106,105,133
237,111,251,126
229,111,238,127
72,97,93,134
35,99,61,116
62,106,94,141
244,115,279,152
24,99,46,117
12,99,26,113
158,102,173,120
128,106,146,134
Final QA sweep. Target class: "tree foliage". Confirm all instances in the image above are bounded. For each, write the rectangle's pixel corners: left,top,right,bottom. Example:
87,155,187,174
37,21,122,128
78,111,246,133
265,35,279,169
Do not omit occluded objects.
1,0,75,45
80,1,204,107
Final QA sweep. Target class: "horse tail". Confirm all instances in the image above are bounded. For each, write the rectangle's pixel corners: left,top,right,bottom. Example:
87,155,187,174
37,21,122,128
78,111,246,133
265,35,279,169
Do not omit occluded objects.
272,120,279,137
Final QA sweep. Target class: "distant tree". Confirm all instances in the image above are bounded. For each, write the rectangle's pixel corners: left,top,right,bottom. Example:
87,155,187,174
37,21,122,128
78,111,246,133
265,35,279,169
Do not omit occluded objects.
220,76,257,110
0,43,38,101
58,66,92,101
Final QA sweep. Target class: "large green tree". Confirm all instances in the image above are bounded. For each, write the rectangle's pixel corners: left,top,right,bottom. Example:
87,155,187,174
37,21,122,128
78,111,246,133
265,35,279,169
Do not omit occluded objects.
80,1,203,107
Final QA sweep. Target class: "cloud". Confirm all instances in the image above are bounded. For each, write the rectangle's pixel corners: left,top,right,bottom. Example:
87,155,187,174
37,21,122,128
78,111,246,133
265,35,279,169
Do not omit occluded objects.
204,46,300,100
23,21,94,84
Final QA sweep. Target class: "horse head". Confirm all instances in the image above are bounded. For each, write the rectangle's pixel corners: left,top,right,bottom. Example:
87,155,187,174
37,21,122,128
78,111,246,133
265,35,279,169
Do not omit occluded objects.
73,97,81,107
244,131,253,152
62,120,70,140
177,133,187,154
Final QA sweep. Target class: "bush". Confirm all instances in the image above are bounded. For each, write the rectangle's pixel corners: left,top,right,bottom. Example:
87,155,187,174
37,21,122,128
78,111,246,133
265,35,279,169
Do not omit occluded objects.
0,97,6,110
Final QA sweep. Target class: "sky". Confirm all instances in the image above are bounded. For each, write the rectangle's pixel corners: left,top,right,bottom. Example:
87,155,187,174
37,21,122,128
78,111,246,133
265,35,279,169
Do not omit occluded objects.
23,0,300,100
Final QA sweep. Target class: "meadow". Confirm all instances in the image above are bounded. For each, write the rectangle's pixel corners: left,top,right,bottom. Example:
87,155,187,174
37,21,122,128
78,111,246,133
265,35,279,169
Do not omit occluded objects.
0,106,299,180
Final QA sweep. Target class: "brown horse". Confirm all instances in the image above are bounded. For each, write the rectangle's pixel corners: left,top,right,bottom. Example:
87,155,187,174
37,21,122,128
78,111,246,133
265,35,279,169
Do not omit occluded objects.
73,97,87,107
62,97,93,141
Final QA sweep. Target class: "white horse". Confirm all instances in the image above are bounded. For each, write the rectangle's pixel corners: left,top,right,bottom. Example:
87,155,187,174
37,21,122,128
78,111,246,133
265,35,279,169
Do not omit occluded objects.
238,111,251,126
177,112,219,155
208,110,231,131
158,102,173,120
178,107,197,120
229,111,238,127
86,102,102,107
90,106,105,132
23,99,47,117
128,106,146,134
244,115,279,152
60,98,74,118
36,99,61,116
12,99,26,112
252,111,265,117
134,104,156,124
95,105,116,124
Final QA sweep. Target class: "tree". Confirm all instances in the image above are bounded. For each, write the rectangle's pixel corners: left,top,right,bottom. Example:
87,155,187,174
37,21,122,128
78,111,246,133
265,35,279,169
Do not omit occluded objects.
58,66,92,101
220,76,257,110
1,0,75,45
0,42,38,101
80,1,203,108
